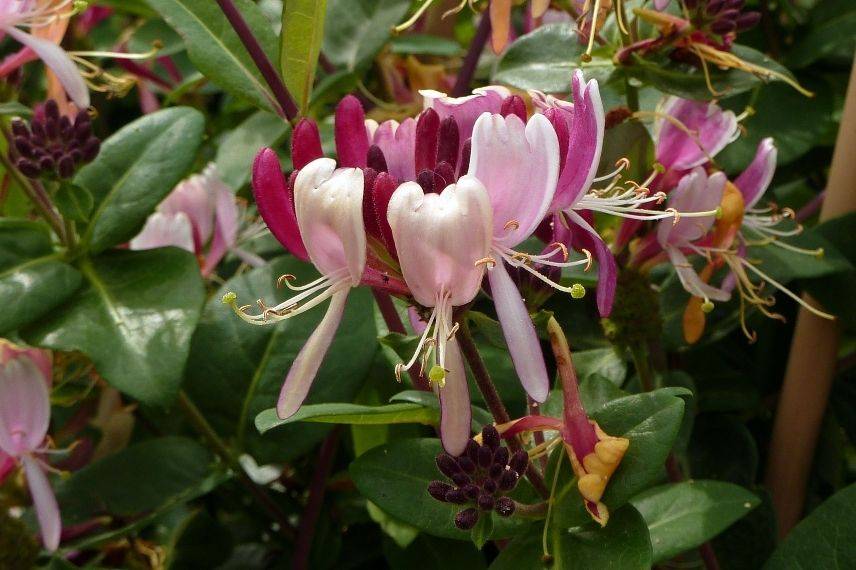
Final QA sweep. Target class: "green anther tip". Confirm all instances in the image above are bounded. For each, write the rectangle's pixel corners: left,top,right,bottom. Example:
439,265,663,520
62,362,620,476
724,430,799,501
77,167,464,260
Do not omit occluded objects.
222,291,237,305
428,365,446,388
701,300,715,314
571,283,586,299
816,248,825,258
714,206,723,219
653,162,666,174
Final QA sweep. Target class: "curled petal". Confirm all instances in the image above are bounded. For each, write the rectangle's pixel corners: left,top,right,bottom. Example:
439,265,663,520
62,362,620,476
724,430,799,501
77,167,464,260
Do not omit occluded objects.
0,357,51,456
129,212,195,253
370,118,417,181
438,339,472,455
656,97,738,171
658,168,725,247
295,159,366,283
734,138,777,209
667,247,731,302
23,455,61,552
4,26,89,109
419,86,510,142
203,182,240,275
488,261,550,402
469,113,560,247
277,290,349,419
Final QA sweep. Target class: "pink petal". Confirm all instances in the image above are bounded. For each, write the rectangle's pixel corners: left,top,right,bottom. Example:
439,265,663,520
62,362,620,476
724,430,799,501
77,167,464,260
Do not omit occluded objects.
0,357,50,455
0,45,37,77
4,26,89,108
292,119,324,170
202,182,240,275
252,148,309,261
653,0,671,9
370,118,417,181
161,172,218,248
656,97,738,171
735,138,777,210
277,290,348,419
667,247,731,302
294,159,366,283
565,212,617,317
438,338,471,455
552,71,604,211
23,455,61,552
469,113,560,248
658,168,725,247
334,95,369,168
419,86,510,142
129,212,195,253
387,176,493,307
487,261,550,402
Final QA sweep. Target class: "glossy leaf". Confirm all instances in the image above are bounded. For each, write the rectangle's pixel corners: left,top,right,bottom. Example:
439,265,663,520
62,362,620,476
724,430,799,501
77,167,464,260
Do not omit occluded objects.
0,220,81,334
323,0,411,71
627,45,795,100
383,534,486,569
75,107,204,254
215,111,290,190
23,248,205,405
631,480,759,563
490,505,652,569
184,257,377,463
53,183,93,223
764,483,856,569
256,402,438,432
573,348,628,387
786,9,856,69
390,35,463,56
493,24,613,92
57,437,222,525
350,438,537,540
281,0,327,114
148,0,281,113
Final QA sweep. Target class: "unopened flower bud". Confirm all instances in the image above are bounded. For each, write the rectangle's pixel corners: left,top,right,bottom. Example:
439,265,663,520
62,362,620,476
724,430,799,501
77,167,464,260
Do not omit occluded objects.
451,472,471,487
481,425,500,450
477,493,495,511
455,508,479,530
493,446,509,467
428,480,453,502
436,453,461,477
509,450,529,474
463,483,480,499
735,12,761,30
498,468,519,491
445,488,467,504
482,478,497,494
477,445,492,468
458,456,476,473
495,497,515,517
58,156,75,179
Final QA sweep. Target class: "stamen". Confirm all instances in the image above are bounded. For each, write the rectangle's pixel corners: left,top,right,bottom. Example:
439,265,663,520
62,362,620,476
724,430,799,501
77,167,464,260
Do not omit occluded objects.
739,257,836,320
504,220,520,231
593,157,630,182
475,256,497,269
393,0,439,33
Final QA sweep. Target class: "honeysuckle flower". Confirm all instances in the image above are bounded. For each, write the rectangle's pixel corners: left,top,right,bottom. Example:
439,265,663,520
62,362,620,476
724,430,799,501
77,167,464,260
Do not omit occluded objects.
468,110,574,403
387,176,493,455
226,158,367,419
0,340,60,551
420,86,510,144
130,165,259,276
493,317,629,526
0,0,89,108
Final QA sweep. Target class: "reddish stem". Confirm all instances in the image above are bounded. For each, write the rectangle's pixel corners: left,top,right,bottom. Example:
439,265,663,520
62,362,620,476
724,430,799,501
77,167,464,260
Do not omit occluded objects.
451,10,491,97
215,0,299,120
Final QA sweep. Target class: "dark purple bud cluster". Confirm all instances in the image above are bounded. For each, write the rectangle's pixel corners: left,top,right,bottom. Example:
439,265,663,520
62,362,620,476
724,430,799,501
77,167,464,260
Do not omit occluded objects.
687,0,761,35
11,100,100,180
427,425,529,530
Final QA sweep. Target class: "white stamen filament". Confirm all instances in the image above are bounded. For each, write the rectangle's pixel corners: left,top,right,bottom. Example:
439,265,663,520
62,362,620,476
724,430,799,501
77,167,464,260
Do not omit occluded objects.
395,291,456,388
496,250,587,295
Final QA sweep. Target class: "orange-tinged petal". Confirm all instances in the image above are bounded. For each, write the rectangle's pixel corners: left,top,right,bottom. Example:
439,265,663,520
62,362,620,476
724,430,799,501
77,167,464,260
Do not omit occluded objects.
490,0,512,54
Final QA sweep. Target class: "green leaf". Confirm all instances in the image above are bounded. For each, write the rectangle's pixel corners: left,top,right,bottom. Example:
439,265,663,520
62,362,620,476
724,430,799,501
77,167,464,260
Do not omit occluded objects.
627,45,795,100
490,505,652,569
350,438,537,540
786,10,856,68
0,102,32,117
573,348,628,387
281,0,327,114
53,183,93,223
0,220,81,334
390,390,495,430
470,514,493,550
630,480,759,563
764,483,856,569
595,388,690,508
493,24,614,92
256,402,438,432
148,0,281,113
597,120,654,187
383,534,487,569
23,248,205,406
183,256,377,463
215,111,290,191
75,107,204,254
56,437,222,526
390,35,463,56
369,501,420,549
323,0,411,72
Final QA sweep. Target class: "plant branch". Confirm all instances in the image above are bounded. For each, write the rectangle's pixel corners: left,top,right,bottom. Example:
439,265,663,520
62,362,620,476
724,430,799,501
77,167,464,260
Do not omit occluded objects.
293,427,341,570
215,0,299,121
451,9,491,97
0,148,68,244
177,390,296,541
456,319,550,498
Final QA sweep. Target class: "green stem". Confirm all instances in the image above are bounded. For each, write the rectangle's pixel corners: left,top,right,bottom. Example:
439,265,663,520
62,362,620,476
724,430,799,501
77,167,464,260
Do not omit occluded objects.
629,343,655,391
514,500,548,519
177,390,296,541
0,150,68,244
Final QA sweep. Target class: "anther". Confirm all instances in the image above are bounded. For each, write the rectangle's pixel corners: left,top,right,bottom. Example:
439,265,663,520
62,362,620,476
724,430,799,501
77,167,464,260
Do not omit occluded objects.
276,274,296,288
547,242,570,262
582,249,593,271
570,283,586,299
222,291,237,305
428,365,447,388
475,256,497,269
446,322,460,341
667,208,681,224
504,220,520,231
701,300,715,313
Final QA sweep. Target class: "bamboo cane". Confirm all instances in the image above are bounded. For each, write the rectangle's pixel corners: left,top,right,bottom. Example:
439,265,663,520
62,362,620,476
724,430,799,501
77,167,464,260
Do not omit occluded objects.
765,55,856,538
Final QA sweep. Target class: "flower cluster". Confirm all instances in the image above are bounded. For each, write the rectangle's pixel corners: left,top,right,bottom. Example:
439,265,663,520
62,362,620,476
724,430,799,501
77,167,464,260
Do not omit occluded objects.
427,425,528,530
683,0,761,37
226,70,728,458
11,99,100,179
